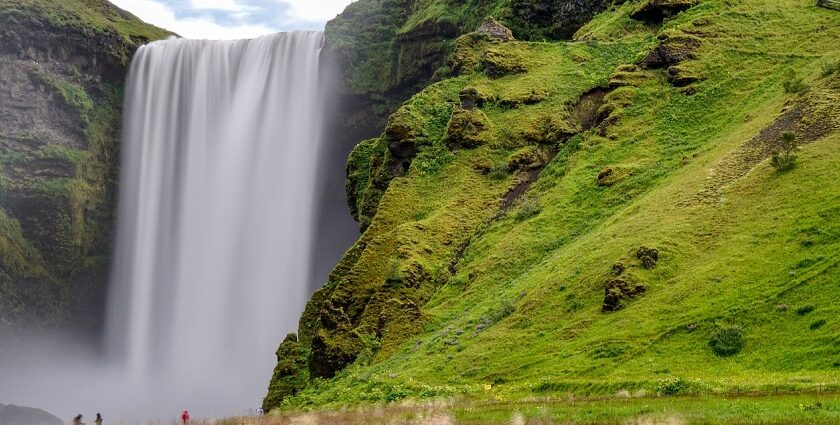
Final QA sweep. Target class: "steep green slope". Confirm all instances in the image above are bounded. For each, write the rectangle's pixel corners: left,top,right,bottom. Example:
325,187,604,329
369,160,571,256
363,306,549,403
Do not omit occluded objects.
0,0,169,335
266,0,840,410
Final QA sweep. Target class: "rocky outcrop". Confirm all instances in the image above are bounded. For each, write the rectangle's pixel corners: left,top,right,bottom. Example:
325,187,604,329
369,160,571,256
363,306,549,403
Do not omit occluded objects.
0,1,168,336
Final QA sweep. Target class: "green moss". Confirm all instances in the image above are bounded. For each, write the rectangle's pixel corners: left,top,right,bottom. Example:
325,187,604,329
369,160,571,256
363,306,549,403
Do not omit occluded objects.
445,107,492,148
271,0,840,412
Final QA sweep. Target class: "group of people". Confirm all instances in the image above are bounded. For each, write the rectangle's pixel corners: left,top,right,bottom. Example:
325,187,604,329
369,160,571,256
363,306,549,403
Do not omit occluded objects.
71,413,102,425
71,411,191,425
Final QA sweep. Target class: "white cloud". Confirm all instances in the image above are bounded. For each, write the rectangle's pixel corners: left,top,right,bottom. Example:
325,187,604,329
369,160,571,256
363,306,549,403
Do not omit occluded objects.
285,0,351,23
109,0,351,40
190,0,255,12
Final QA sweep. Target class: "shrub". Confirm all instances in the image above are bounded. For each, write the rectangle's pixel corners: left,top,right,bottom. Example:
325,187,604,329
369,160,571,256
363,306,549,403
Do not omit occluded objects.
385,387,410,403
709,324,744,357
810,319,827,330
796,304,815,315
782,69,808,94
487,163,509,181
821,60,840,78
770,131,799,172
657,377,688,396
514,193,542,221
478,301,516,329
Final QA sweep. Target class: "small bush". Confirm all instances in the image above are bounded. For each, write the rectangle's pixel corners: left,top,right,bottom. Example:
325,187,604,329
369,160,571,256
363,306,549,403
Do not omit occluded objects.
810,319,827,330
782,69,808,94
770,131,799,172
709,324,745,357
385,387,410,403
514,193,542,221
487,163,509,181
657,377,688,396
480,301,516,327
821,60,840,78
796,304,815,315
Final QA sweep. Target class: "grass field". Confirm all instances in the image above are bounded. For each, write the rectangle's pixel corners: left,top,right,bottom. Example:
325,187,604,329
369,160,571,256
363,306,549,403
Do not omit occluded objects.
221,393,840,424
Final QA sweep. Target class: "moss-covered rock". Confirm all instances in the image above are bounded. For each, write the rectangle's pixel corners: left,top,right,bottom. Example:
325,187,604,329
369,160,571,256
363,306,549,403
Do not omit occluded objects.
445,107,492,148
263,333,310,410
0,0,169,335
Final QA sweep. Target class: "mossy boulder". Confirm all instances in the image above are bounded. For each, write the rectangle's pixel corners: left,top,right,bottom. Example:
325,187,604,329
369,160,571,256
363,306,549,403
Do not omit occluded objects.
508,146,547,172
459,86,497,109
445,107,492,149
641,34,702,69
346,138,393,230
519,114,576,146
484,47,528,78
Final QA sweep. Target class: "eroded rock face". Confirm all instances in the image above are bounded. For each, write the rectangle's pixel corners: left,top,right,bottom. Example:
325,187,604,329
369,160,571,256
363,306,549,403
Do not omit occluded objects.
630,0,700,24
0,2,167,336
507,0,616,39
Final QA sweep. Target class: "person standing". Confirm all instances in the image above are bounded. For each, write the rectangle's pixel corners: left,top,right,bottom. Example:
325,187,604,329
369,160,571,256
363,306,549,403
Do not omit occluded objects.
181,410,190,425
94,413,102,425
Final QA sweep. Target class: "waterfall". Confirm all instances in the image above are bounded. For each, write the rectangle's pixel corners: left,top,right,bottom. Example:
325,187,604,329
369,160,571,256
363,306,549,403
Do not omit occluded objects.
105,31,327,415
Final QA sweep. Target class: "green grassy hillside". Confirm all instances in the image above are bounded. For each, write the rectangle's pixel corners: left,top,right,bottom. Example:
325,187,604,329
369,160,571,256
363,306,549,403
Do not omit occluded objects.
266,0,840,411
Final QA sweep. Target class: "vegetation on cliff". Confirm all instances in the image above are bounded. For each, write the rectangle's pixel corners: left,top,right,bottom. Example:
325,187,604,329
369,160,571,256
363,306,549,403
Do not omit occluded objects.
267,0,840,411
0,0,168,335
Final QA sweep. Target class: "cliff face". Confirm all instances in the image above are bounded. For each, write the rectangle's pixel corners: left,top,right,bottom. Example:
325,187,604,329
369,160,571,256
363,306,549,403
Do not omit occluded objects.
323,0,619,178
0,0,168,336
267,0,840,411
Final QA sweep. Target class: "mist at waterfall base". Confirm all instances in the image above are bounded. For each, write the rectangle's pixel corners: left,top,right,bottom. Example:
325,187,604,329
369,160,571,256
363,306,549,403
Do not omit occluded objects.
0,32,359,421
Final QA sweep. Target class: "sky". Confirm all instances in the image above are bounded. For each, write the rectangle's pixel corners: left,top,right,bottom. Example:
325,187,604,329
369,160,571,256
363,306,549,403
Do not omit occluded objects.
109,0,352,40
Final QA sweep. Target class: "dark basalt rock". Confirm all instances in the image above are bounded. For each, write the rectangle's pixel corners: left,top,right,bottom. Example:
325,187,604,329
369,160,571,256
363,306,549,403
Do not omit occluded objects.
507,0,617,40
602,278,647,312
630,0,700,24
640,34,702,69
636,247,660,269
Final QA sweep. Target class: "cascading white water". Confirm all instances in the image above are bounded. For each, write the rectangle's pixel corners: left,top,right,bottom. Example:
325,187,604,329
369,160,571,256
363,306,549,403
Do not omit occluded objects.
106,31,327,415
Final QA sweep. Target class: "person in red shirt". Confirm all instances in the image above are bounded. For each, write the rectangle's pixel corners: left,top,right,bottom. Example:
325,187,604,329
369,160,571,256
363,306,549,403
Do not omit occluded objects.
181,410,190,425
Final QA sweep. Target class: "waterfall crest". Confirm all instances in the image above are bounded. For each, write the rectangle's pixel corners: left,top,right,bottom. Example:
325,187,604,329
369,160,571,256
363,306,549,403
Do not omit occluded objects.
107,31,326,414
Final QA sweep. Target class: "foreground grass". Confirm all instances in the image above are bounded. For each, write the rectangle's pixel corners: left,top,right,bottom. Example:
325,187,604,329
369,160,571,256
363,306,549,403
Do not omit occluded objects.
225,393,840,424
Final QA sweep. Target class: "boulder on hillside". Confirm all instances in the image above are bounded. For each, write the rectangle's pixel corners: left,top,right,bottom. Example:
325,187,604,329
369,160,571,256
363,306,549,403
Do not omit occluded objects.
475,16,515,42
640,34,702,69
